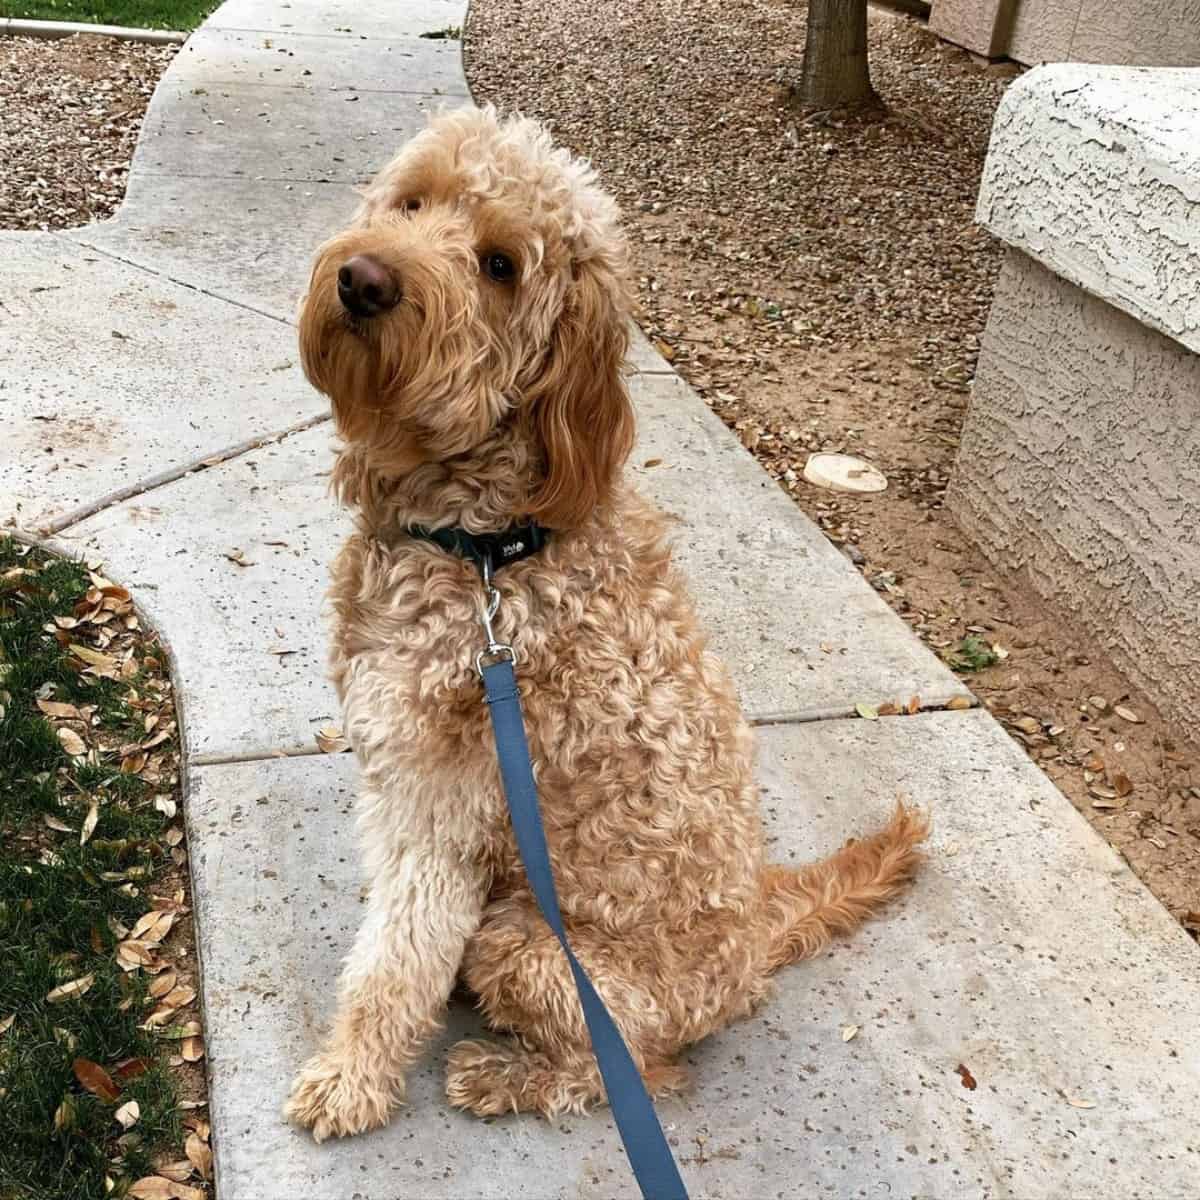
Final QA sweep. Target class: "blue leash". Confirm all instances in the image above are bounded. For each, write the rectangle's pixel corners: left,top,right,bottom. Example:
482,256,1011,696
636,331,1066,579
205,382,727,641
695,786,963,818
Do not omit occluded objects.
478,616,689,1200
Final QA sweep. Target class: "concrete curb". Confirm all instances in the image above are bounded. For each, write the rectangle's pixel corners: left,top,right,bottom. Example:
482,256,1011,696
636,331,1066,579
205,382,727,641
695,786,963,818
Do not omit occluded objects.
0,16,186,44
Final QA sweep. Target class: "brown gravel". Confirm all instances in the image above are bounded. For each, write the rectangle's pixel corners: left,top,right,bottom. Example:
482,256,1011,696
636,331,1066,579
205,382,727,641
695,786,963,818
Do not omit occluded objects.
466,0,1200,928
0,33,176,231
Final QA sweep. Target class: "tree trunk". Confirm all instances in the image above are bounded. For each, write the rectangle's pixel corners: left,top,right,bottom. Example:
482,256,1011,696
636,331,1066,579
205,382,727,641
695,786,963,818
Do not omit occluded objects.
796,0,875,110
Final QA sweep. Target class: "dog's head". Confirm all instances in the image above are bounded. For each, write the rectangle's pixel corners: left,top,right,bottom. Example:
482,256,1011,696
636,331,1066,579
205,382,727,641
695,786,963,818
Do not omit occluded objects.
299,105,634,528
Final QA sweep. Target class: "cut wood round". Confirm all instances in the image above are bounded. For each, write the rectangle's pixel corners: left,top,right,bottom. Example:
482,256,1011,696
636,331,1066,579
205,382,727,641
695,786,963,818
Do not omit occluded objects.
802,452,888,494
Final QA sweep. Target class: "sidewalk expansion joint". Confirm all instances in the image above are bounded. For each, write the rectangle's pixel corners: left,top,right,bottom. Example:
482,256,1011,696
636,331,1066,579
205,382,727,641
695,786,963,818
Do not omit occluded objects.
748,696,979,727
69,237,295,328
205,24,436,40
181,80,471,98
190,699,983,769
191,745,326,767
39,412,332,537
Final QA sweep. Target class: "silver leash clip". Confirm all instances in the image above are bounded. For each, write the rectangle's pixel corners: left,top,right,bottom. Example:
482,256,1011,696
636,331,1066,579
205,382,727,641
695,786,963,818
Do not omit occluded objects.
475,555,517,677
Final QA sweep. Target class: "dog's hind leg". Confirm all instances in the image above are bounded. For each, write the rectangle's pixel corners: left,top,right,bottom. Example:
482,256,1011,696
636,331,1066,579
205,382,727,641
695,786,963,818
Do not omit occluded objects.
447,895,688,1117
446,1037,687,1117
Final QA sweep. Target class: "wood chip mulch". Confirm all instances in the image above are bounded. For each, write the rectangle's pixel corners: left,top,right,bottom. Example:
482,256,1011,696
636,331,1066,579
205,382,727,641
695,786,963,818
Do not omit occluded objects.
0,33,176,231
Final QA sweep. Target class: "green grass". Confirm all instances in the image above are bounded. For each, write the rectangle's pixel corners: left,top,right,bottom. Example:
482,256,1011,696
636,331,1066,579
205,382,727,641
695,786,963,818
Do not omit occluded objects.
0,537,186,1200
0,0,218,31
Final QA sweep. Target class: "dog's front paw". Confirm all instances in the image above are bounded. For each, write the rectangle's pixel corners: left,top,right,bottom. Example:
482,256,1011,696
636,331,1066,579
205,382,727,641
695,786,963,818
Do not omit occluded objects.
285,1050,403,1142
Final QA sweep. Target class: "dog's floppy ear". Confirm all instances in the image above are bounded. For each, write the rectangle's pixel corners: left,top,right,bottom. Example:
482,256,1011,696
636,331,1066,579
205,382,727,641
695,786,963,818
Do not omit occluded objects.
524,255,635,529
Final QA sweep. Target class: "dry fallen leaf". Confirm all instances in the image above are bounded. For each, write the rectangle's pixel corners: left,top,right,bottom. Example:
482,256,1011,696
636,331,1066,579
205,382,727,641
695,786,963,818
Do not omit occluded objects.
131,910,175,945
54,1097,75,1132
112,1057,150,1082
68,643,119,674
115,1099,140,1129
57,727,86,757
315,724,350,754
117,940,157,971
955,1063,977,1090
155,1163,195,1184
1013,717,1040,735
0,1014,14,1036
183,1114,210,1139
154,794,178,819
128,1179,175,1200
185,1131,213,1180
80,802,99,846
1112,772,1134,797
47,974,95,1004
906,695,921,715
162,984,196,1010
841,1024,859,1042
121,751,148,775
1114,705,1143,724
180,1036,205,1063
44,814,74,834
223,548,255,568
37,698,81,719
854,703,878,721
72,1056,120,1102
945,695,971,711
148,970,178,999
1066,1095,1096,1109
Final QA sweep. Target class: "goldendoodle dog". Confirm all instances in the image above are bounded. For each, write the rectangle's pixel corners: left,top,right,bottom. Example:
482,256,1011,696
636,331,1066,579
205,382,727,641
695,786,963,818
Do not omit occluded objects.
285,104,927,1142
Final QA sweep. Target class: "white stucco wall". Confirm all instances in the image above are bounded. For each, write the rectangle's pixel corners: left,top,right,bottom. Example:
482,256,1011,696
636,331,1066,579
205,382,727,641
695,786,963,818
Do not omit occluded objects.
953,63,1200,742
978,63,1200,355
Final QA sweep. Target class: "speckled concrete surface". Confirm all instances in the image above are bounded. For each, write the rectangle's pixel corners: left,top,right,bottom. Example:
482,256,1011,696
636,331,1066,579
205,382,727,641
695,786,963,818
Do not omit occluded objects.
189,713,1200,1199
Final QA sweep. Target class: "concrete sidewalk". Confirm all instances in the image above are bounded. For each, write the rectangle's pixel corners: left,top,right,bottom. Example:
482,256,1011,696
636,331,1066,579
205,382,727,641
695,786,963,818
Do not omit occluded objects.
2,2,1198,1196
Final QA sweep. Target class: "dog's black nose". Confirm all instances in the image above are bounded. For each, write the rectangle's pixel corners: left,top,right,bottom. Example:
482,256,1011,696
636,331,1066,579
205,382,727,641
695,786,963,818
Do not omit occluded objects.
337,255,400,318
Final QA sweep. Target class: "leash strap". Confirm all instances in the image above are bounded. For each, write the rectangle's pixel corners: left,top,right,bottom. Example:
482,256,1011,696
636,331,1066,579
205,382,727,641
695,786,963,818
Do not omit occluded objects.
481,657,689,1200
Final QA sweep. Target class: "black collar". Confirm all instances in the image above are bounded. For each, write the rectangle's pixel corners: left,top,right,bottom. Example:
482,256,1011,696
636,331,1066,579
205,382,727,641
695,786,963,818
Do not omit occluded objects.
406,521,552,574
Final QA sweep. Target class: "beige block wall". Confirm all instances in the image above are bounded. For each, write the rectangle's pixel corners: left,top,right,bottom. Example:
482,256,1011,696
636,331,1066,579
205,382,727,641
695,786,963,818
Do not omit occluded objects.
928,0,1014,56
931,0,1200,64
1065,0,1200,66
948,249,1200,743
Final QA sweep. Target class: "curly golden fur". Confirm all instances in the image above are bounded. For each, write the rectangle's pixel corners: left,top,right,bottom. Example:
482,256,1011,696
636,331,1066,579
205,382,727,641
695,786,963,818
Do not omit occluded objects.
284,105,928,1142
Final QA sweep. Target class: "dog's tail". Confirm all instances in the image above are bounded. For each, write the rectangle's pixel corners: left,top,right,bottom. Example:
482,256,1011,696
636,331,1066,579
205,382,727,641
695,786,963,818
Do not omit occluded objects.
760,802,929,973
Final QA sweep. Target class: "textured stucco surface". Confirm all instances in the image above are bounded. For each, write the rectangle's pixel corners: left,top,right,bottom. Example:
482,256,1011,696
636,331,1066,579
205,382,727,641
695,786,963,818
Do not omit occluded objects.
930,0,1200,66
949,250,1200,743
928,0,1012,56
1005,0,1075,61
1065,0,1200,67
978,62,1200,355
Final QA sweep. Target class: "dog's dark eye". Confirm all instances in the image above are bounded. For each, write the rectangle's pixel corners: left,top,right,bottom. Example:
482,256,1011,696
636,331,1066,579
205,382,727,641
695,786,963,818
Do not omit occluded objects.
483,252,515,283
403,198,421,213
